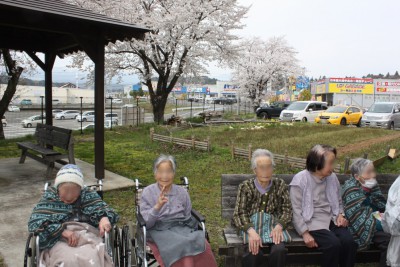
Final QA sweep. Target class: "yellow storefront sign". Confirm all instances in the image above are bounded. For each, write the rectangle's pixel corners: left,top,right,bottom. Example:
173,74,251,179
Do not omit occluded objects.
328,83,373,94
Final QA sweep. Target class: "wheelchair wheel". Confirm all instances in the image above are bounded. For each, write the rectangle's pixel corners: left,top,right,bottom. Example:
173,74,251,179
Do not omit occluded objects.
24,233,39,267
121,225,133,267
110,225,122,267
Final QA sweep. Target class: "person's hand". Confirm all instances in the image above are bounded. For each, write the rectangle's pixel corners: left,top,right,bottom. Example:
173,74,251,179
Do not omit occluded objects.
302,231,318,248
247,228,262,255
62,229,79,247
336,214,348,227
99,217,112,237
154,186,169,210
270,224,284,244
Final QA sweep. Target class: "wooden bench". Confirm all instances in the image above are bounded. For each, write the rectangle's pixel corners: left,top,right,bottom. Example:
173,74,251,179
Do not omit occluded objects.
218,173,398,266
17,123,75,178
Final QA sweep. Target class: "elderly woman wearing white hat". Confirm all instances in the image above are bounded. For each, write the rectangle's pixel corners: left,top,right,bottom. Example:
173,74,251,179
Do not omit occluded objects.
28,164,119,267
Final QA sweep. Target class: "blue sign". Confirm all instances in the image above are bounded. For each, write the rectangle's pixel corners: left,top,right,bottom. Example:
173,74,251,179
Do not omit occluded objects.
132,84,141,91
296,76,310,89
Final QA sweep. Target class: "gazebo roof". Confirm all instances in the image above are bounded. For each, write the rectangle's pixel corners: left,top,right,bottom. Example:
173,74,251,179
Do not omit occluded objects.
0,0,150,55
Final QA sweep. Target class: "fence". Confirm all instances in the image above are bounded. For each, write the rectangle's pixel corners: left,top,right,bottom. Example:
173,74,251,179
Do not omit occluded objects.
167,98,255,118
342,145,393,173
120,106,145,126
150,128,210,151
231,144,342,173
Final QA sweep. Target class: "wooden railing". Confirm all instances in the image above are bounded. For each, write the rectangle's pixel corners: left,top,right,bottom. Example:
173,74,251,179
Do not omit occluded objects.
150,128,210,152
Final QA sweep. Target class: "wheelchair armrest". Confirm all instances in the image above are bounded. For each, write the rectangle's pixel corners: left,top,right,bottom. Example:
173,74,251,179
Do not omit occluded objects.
191,209,205,223
137,210,147,228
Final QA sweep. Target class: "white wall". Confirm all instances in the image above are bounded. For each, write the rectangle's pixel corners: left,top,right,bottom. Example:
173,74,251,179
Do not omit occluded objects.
7,85,95,104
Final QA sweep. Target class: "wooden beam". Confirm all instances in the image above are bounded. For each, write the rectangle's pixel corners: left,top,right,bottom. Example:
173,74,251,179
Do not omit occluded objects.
26,52,45,71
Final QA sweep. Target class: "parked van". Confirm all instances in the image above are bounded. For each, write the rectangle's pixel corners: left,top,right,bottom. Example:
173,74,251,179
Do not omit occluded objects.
279,101,328,122
361,102,400,130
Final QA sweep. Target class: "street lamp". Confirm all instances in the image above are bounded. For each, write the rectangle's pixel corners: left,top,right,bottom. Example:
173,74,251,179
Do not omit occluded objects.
40,96,44,124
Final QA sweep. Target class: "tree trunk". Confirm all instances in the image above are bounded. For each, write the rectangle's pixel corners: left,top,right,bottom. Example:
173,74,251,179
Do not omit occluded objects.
0,49,24,140
151,94,168,124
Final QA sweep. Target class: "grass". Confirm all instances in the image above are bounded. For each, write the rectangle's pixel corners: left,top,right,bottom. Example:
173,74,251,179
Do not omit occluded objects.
169,121,399,165
0,122,398,266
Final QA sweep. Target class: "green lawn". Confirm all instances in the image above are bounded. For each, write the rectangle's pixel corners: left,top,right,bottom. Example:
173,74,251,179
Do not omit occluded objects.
0,122,398,266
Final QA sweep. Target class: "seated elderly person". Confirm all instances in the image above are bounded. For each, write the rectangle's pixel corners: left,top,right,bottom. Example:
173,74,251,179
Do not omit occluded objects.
290,144,358,267
342,158,390,267
233,149,292,267
28,164,119,267
139,154,217,267
382,175,400,267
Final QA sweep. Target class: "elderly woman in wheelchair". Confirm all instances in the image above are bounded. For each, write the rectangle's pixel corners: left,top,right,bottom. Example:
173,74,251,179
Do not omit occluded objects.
138,154,217,267
27,164,119,267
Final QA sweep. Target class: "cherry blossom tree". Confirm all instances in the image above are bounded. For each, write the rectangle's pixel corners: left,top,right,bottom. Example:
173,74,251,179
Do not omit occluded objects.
0,50,35,139
66,0,248,123
232,36,300,110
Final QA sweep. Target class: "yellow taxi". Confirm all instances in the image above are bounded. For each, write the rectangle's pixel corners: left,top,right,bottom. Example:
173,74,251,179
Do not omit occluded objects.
315,105,363,126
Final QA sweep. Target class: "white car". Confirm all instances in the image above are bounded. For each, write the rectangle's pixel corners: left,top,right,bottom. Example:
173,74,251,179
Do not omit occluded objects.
21,115,45,128
112,99,123,104
104,113,118,123
52,109,63,118
76,111,95,122
8,105,20,112
279,101,328,122
2,115,7,127
55,110,80,120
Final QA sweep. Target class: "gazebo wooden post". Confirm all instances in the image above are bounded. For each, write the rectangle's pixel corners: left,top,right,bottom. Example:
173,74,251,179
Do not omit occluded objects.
44,52,56,126
93,43,105,180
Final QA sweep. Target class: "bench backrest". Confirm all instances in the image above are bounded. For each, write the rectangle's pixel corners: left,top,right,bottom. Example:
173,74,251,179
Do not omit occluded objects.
34,123,73,150
221,173,399,220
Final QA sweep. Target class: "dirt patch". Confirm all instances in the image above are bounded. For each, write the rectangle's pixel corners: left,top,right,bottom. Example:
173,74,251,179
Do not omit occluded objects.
337,132,400,155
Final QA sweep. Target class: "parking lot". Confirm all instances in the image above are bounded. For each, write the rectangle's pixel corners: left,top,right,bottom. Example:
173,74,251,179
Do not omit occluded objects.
3,109,111,139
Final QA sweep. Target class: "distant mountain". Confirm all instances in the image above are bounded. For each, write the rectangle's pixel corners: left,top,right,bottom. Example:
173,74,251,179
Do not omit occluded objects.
0,75,73,87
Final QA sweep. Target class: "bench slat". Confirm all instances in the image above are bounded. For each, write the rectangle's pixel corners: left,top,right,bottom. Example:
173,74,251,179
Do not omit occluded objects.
17,142,61,155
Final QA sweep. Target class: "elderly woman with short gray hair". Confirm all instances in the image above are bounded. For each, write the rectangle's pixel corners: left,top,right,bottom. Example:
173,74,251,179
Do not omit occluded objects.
342,158,390,267
233,149,292,267
139,154,217,267
290,144,358,267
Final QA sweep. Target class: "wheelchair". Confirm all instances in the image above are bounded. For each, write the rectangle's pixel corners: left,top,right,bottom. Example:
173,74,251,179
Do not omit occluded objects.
131,177,209,267
23,180,123,267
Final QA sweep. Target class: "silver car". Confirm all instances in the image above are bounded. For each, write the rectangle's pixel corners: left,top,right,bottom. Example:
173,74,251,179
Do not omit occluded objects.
21,115,44,128
361,102,400,130
55,110,80,120
76,111,95,122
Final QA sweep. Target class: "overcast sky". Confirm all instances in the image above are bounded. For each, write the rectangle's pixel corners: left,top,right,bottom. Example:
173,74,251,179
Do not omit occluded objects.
35,0,400,84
